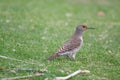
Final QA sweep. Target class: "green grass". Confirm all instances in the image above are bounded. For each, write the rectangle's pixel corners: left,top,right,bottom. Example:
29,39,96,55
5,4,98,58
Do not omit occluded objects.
0,0,120,80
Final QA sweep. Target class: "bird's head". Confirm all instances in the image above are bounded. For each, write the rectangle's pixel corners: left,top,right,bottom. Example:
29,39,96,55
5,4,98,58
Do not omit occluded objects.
76,25,94,32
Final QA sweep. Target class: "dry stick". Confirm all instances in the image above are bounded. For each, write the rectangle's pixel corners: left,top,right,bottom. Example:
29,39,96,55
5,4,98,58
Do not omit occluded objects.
54,69,90,80
2,73,44,80
0,55,38,65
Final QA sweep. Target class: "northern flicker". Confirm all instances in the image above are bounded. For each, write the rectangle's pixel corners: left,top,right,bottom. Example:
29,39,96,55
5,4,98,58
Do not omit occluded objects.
47,25,94,61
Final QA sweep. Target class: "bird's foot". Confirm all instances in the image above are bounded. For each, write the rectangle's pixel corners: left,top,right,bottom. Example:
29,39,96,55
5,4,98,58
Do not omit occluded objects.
71,58,76,61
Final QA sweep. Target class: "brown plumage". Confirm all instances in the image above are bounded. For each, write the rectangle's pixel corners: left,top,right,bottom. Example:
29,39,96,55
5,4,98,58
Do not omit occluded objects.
47,25,94,61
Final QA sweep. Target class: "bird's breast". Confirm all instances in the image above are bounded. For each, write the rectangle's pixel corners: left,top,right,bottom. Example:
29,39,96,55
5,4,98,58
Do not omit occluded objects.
79,36,83,42
79,36,83,48
72,36,83,53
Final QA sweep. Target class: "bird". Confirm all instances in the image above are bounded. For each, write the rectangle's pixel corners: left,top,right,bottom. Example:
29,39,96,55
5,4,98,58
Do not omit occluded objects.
47,25,94,61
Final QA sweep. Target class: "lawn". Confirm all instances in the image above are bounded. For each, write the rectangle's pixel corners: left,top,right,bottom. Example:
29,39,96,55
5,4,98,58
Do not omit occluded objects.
0,0,120,80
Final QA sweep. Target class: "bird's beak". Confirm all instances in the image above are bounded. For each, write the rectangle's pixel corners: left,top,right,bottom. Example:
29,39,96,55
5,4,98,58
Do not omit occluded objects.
87,27,95,29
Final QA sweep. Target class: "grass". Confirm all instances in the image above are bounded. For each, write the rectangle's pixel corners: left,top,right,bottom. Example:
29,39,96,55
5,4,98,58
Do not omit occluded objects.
0,0,120,80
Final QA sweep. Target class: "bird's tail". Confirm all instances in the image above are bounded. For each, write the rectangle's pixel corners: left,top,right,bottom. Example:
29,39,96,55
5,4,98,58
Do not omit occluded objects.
47,53,58,61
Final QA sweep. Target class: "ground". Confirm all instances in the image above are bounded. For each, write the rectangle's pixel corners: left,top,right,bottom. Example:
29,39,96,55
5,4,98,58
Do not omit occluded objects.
0,0,120,80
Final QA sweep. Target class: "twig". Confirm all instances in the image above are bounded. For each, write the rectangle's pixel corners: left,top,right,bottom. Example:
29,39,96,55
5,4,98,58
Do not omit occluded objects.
0,55,39,65
0,67,16,73
0,67,47,73
2,73,44,80
14,68,47,72
0,55,24,62
54,69,90,80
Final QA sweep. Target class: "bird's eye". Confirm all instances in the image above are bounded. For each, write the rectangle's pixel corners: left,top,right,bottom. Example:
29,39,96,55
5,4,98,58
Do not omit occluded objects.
82,25,86,28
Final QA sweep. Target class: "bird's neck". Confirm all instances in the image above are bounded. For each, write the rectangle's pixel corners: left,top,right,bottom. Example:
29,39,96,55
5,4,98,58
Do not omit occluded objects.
74,30,83,38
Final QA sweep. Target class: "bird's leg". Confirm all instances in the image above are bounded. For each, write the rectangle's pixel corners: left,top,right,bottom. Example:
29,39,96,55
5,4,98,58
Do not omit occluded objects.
68,53,76,61
72,53,76,61
67,55,72,59
70,53,77,61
